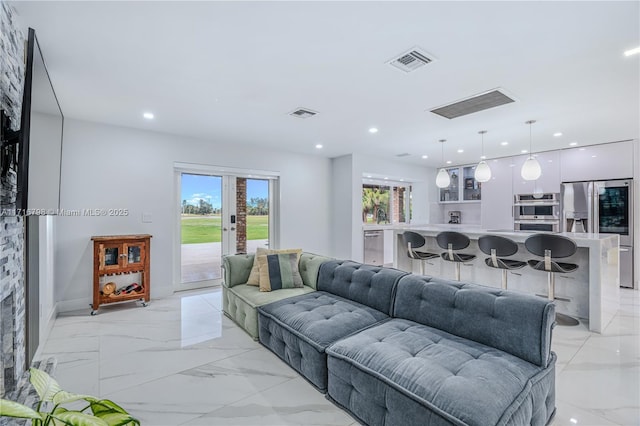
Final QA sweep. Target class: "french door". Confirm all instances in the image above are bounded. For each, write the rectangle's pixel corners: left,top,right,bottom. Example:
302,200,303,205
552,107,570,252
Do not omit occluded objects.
174,164,278,290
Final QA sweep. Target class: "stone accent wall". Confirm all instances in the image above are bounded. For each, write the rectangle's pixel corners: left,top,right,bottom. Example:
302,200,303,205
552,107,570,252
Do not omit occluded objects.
236,178,247,254
0,0,26,398
0,1,24,131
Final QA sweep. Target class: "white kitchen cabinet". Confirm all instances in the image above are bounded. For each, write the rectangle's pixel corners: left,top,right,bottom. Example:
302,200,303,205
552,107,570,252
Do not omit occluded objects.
512,150,561,195
481,157,514,230
439,165,481,203
560,141,634,182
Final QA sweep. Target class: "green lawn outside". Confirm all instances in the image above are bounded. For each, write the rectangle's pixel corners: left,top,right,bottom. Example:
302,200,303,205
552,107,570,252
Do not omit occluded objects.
181,214,269,244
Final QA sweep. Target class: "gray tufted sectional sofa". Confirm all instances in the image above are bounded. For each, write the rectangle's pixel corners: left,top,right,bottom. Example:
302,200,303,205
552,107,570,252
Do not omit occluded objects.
257,260,407,391
256,260,557,426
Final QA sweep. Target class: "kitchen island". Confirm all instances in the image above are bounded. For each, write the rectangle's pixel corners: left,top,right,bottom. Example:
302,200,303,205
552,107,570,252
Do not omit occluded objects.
393,226,619,333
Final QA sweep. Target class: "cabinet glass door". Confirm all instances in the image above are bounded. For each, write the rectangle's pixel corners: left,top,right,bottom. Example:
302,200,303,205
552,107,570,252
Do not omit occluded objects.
100,243,122,272
462,166,481,201
439,167,459,202
124,243,145,269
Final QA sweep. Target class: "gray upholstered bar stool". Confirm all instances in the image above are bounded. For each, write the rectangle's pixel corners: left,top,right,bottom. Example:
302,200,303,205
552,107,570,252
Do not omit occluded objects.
401,231,439,275
436,231,476,281
477,235,527,290
525,233,580,326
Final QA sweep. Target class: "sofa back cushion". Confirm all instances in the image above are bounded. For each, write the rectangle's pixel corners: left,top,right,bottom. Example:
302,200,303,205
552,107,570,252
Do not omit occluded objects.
299,253,332,290
317,260,407,315
393,275,555,367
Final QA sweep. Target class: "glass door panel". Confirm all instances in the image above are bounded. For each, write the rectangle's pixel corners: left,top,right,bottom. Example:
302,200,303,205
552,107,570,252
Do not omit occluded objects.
598,184,630,236
462,166,481,201
180,173,223,284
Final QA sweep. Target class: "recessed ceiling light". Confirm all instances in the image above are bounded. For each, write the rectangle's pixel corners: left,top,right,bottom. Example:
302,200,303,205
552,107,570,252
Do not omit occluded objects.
548,160,553,163
521,149,528,153
624,46,640,56
369,127,378,134
143,112,154,119
457,149,464,153
446,160,452,164
384,177,388,180
315,144,323,149
501,141,509,146
421,155,428,159
591,155,597,158
480,155,487,160
569,142,578,146
366,175,372,178
553,132,563,137
579,148,586,151
400,179,404,182
569,418,578,425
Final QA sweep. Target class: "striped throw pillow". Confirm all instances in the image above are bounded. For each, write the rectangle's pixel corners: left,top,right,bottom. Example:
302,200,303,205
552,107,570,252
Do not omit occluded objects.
257,253,303,292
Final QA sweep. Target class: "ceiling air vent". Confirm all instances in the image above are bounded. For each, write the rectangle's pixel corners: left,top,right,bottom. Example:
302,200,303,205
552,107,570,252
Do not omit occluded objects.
396,153,411,158
289,108,318,119
430,89,515,119
388,48,434,73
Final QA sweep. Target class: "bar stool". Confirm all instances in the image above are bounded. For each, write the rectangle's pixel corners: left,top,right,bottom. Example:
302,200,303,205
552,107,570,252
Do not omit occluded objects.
401,231,439,275
525,234,580,326
478,235,527,289
436,231,476,281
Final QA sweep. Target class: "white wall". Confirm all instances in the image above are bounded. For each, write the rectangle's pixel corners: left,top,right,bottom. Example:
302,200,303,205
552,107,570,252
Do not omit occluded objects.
55,118,332,310
330,155,354,259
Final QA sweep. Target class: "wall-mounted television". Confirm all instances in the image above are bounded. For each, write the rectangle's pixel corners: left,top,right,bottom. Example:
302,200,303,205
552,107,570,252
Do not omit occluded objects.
17,27,64,214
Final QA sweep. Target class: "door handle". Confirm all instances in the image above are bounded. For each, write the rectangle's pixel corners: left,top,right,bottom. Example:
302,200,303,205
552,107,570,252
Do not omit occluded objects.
223,227,228,231
231,227,236,231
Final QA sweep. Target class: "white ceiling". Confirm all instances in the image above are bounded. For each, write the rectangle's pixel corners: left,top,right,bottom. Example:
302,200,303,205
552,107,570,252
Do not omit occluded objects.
10,1,640,167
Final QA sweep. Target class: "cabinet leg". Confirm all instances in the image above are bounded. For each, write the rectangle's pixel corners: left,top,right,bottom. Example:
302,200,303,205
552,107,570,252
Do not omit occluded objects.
139,298,148,307
90,304,98,316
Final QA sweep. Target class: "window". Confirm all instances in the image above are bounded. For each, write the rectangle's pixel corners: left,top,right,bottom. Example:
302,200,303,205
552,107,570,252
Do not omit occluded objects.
362,180,411,224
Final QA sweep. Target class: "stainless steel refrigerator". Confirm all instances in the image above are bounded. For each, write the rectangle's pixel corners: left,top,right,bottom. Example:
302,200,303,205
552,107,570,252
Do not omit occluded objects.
561,179,634,288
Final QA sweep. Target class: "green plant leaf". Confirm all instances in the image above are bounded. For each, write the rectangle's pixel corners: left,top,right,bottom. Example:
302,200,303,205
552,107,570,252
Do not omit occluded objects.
53,390,98,406
94,412,139,426
0,399,42,419
29,368,62,402
52,411,109,426
90,400,128,416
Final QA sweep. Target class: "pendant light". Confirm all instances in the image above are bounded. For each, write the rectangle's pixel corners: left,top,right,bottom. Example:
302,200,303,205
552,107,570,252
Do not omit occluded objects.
435,139,451,188
521,120,542,181
474,130,492,182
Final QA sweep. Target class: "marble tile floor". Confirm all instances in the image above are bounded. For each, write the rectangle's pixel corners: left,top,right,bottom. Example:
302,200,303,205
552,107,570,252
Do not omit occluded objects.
36,287,640,426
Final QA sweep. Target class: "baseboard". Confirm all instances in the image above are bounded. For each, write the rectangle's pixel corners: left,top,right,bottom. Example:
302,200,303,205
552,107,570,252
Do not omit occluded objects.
56,297,92,313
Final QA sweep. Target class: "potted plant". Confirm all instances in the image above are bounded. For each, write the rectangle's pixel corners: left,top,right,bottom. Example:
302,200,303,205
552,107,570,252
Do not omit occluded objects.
0,368,139,426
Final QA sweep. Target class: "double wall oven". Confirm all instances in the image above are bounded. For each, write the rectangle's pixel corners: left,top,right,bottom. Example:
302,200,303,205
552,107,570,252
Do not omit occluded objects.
513,193,560,232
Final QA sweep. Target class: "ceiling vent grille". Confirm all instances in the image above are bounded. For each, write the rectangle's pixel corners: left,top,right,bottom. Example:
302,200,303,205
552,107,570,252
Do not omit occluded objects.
396,153,411,158
430,89,515,119
388,48,434,73
289,108,318,119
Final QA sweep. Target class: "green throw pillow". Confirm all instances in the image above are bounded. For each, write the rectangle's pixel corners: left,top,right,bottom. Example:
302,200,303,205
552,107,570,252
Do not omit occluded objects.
258,253,303,292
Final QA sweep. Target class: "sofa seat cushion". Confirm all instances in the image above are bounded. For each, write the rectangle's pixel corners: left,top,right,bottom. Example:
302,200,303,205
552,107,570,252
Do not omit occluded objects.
231,283,315,308
222,284,314,340
258,291,389,350
327,319,555,426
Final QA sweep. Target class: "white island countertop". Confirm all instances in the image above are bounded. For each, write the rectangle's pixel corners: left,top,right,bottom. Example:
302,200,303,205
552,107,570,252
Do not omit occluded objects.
393,226,620,333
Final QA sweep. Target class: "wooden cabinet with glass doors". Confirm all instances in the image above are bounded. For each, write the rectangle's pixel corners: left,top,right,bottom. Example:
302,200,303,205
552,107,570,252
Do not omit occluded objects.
90,234,151,315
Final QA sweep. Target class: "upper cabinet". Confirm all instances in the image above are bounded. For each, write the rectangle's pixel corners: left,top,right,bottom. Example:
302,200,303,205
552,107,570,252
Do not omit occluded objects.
560,140,634,182
439,165,481,203
480,157,514,230
512,150,561,194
